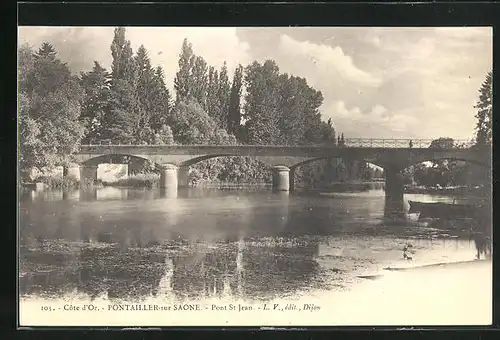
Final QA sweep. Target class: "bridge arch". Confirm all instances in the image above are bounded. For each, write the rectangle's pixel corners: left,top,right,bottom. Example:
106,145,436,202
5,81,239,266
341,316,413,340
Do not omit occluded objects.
177,154,311,169
287,156,384,192
178,154,245,168
402,157,491,170
289,156,384,171
178,155,275,187
80,154,163,171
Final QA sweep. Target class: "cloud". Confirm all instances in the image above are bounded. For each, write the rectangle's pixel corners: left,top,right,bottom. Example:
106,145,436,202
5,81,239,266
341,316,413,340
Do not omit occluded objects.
278,34,382,87
125,27,252,89
18,27,114,73
18,26,252,92
325,101,420,138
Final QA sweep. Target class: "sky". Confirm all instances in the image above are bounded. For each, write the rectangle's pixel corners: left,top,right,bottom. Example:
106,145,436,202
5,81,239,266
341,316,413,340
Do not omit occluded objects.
18,26,492,140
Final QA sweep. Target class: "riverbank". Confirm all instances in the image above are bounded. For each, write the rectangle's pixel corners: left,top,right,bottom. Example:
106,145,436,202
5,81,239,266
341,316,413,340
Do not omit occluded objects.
22,175,383,191
22,177,103,191
404,185,486,196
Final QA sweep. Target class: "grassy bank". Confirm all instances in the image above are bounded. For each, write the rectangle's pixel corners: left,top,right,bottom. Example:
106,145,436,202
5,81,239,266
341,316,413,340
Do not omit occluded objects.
27,174,387,191
32,176,103,190
404,185,487,196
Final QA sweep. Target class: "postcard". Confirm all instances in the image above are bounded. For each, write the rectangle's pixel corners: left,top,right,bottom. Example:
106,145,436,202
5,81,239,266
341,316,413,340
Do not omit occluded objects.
18,26,492,327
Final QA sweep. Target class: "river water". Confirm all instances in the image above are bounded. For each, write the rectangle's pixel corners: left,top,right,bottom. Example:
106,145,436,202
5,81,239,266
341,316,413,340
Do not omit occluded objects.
18,186,492,326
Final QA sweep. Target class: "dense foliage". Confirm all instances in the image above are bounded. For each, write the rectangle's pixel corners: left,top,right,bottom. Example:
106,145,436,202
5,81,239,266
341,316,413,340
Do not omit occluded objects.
19,43,85,178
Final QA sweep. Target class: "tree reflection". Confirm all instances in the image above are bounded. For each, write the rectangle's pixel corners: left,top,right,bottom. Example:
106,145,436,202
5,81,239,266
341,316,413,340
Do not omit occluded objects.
170,243,238,299
75,244,168,301
384,197,406,220
239,238,320,300
167,234,320,300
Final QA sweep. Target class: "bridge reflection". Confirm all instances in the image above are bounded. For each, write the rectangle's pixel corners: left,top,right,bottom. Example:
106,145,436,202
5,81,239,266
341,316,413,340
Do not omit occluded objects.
19,184,486,301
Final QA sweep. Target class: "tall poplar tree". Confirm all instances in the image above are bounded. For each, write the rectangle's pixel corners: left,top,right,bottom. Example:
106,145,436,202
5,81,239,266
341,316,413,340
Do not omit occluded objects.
228,64,243,136
149,66,173,132
206,66,217,119
191,56,209,109
474,71,492,146
134,44,155,143
104,27,138,143
217,62,231,130
110,27,136,84
174,38,195,103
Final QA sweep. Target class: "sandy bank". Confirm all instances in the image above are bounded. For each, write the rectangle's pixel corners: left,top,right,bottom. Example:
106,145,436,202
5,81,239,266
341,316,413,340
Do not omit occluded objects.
331,259,492,325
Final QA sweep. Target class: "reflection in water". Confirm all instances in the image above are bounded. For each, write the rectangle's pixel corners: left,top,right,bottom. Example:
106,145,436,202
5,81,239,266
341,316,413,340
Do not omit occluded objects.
159,187,178,199
19,186,489,302
384,198,405,220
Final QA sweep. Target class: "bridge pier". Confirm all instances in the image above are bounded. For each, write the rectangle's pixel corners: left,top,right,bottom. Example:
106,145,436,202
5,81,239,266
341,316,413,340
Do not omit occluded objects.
80,165,98,183
159,164,178,193
272,166,291,192
383,167,405,218
289,168,296,192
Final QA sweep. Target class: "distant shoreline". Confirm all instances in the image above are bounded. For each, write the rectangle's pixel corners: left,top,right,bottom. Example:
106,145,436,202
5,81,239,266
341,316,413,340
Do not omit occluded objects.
404,185,486,196
358,259,491,280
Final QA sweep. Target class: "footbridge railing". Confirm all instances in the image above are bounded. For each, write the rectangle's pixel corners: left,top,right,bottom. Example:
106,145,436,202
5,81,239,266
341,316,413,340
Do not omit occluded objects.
84,138,475,149
343,138,474,148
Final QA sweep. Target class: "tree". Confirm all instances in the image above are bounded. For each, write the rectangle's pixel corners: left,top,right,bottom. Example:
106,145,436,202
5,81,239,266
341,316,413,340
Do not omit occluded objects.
204,62,231,129
228,64,243,136
276,74,325,145
191,56,209,109
170,99,221,145
429,137,455,149
321,118,336,145
134,44,155,140
105,79,139,143
149,66,173,132
18,43,85,178
170,99,238,185
206,66,219,121
242,60,281,144
153,124,174,145
276,74,303,145
474,71,492,146
103,27,139,143
174,38,195,103
110,28,136,84
79,61,111,143
24,42,73,97
216,62,231,130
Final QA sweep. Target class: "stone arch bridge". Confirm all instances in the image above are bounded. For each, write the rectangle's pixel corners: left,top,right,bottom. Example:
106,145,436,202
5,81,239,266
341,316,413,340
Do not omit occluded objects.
66,139,490,202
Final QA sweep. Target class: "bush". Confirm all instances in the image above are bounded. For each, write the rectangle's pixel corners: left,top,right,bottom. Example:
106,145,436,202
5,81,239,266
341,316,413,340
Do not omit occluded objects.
80,178,103,188
36,176,79,190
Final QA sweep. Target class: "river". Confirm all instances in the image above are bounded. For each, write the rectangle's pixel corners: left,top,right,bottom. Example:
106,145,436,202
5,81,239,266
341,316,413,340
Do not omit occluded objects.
18,186,492,326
